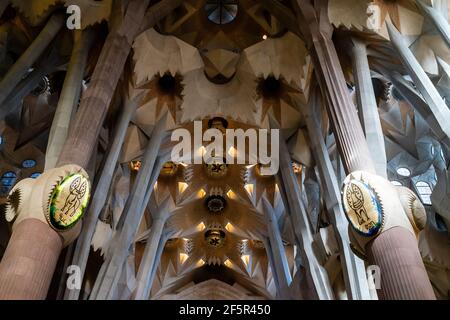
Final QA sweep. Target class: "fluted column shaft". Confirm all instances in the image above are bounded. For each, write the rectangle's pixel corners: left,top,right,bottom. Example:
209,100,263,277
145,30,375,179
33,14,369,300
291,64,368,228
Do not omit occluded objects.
302,90,372,300
262,199,292,299
351,38,387,178
0,0,181,300
133,217,167,300
64,98,138,300
46,30,94,170
367,227,435,300
90,115,167,300
0,219,62,299
294,0,435,300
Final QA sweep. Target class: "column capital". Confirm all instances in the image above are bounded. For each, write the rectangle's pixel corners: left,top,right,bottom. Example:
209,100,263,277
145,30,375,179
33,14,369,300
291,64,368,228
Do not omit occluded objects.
3,164,91,247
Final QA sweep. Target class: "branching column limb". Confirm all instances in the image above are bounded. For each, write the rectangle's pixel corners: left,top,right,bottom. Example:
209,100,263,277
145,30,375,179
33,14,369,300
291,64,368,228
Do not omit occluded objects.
301,90,372,300
64,97,139,300
0,13,64,109
46,30,95,170
350,38,387,178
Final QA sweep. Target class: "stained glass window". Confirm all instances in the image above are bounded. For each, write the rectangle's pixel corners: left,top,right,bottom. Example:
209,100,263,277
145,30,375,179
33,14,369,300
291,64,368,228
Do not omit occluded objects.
31,172,41,179
415,181,432,205
396,167,411,177
1,172,17,195
22,159,36,169
205,0,238,25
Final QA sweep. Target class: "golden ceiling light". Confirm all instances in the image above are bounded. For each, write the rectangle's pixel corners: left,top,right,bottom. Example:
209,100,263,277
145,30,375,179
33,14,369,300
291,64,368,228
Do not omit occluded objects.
178,182,188,194
197,189,207,199
160,161,179,177
197,221,206,232
226,189,236,200
292,162,302,174
179,253,189,264
241,254,250,267
224,259,233,268
225,222,234,233
196,259,206,267
244,183,254,195
130,160,142,171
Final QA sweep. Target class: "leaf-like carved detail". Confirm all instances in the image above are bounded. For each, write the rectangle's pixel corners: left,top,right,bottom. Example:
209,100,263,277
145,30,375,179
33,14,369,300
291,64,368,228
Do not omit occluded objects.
64,0,112,29
11,0,62,26
8,188,21,213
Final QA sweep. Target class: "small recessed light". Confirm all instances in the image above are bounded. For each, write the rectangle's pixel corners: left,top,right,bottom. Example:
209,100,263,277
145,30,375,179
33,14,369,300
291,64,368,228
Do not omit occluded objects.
262,34,268,40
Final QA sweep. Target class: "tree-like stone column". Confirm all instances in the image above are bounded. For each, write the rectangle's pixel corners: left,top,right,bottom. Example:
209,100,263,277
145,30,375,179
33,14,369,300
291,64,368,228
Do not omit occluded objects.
262,198,293,299
132,197,174,300
350,38,387,178
0,0,182,300
292,0,435,300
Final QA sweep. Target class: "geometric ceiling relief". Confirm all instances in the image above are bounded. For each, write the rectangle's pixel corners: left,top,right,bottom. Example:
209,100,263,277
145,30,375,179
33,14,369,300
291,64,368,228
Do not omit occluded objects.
329,0,424,41
154,0,288,51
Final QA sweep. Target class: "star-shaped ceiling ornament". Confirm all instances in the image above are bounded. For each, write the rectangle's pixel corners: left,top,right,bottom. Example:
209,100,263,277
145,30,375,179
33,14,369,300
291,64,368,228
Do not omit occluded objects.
255,75,301,125
137,73,184,123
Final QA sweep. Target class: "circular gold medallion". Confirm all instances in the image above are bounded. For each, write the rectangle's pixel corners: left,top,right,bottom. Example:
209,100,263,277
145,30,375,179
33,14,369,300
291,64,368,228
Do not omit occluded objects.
205,158,228,178
342,179,383,237
205,229,226,248
47,173,91,231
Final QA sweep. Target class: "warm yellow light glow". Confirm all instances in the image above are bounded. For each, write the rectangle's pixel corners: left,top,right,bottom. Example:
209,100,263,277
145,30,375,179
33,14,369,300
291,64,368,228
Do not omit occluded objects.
178,182,188,194
225,222,234,233
197,222,206,232
224,259,232,268
244,184,254,195
182,238,190,242
227,189,236,200
241,254,250,267
179,253,189,264
197,189,206,198
196,259,205,267
154,181,158,190
130,160,142,171
228,146,238,158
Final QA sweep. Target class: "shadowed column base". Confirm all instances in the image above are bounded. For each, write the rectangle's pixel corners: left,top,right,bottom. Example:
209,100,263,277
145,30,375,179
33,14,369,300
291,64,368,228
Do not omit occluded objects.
367,226,436,300
0,219,62,300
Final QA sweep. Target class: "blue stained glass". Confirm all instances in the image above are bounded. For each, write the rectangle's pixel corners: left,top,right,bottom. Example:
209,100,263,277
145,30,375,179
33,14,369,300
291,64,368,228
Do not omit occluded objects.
22,159,36,169
1,171,17,195
205,0,238,25
31,172,41,179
